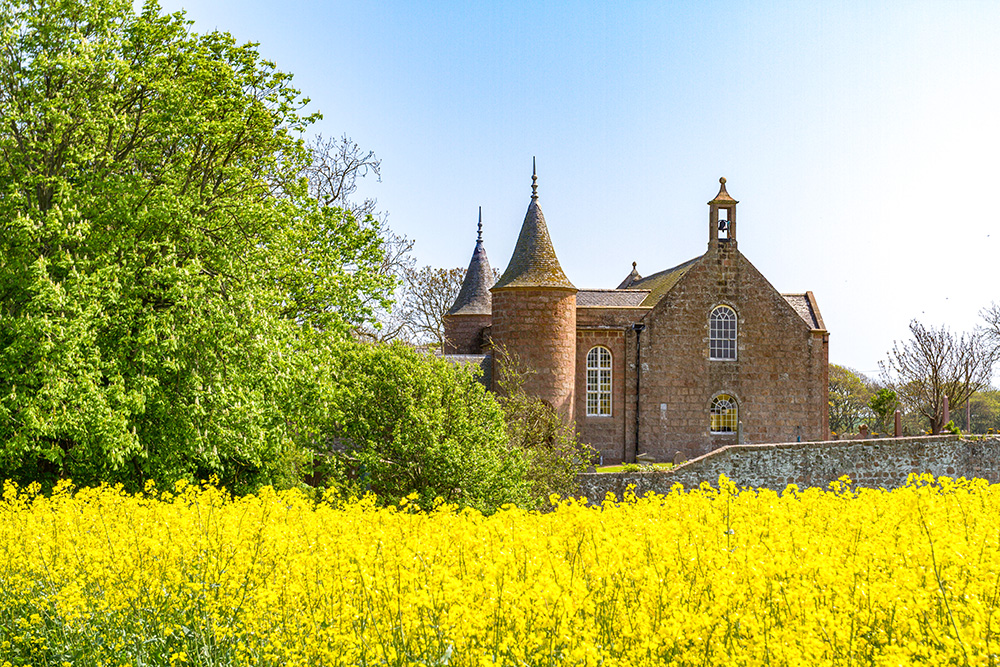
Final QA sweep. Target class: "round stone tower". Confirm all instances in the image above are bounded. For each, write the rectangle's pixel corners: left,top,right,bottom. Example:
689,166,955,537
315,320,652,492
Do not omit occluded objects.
442,207,494,354
490,162,577,420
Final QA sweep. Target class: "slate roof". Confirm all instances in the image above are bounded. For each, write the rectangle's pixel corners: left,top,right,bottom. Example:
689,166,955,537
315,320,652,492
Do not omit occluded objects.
626,257,701,307
493,172,576,291
447,227,494,316
781,292,826,330
577,290,650,308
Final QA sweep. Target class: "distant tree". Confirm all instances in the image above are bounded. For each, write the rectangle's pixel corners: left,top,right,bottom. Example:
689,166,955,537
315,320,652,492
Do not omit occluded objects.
881,320,998,434
304,134,415,341
397,267,467,348
828,365,873,434
969,390,1000,433
868,388,899,435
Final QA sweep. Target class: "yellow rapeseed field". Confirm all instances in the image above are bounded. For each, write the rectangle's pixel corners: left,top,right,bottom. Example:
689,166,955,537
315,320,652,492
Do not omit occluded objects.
2,474,1000,666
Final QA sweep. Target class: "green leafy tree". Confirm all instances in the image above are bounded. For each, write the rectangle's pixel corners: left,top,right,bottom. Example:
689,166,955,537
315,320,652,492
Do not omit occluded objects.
305,341,531,513
493,347,595,505
867,388,899,435
828,364,873,434
968,390,1000,434
0,0,393,490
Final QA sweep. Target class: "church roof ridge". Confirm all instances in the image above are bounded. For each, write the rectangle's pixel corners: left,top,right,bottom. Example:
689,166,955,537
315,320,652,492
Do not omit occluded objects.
446,207,495,316
492,161,576,291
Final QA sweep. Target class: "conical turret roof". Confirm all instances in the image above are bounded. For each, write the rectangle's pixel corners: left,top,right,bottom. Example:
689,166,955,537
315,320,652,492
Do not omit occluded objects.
493,164,575,291
446,208,495,316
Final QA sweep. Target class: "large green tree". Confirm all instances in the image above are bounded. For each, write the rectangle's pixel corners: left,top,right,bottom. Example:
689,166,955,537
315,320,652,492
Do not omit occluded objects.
0,0,393,490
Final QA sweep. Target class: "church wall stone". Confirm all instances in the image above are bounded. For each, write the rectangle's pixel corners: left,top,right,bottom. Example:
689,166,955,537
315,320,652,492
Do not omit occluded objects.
491,288,577,420
633,243,828,463
442,314,492,354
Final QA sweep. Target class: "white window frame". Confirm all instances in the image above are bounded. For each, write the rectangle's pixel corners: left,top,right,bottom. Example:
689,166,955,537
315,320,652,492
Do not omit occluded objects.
710,394,738,433
709,305,737,360
586,346,612,417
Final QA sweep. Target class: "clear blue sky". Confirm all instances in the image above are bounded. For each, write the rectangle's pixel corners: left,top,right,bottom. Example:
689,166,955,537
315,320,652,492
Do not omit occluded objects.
157,0,1000,379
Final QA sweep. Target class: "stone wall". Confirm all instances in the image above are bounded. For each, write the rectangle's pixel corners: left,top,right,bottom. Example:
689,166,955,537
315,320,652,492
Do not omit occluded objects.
577,435,1000,499
442,314,492,354
630,242,828,463
491,288,577,420
574,328,627,463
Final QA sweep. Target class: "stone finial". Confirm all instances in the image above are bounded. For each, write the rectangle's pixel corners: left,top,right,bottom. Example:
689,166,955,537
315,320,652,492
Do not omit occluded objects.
616,261,642,289
531,156,538,201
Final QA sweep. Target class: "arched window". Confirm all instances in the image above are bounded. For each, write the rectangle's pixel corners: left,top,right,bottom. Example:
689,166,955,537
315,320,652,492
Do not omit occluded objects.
586,346,612,416
710,394,738,433
710,306,737,360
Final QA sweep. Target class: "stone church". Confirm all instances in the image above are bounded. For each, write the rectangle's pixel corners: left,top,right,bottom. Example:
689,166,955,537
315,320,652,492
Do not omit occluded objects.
443,170,829,464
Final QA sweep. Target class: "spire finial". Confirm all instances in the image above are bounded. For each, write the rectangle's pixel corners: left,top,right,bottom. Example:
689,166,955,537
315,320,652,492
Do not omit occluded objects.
531,157,538,200
477,206,483,243
632,261,637,270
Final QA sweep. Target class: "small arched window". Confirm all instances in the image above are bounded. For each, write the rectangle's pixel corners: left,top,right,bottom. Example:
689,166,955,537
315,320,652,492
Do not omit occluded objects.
710,394,738,433
710,306,737,360
586,346,612,416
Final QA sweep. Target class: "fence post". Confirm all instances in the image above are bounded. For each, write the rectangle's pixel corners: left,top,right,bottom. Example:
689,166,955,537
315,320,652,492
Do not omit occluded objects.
894,410,902,438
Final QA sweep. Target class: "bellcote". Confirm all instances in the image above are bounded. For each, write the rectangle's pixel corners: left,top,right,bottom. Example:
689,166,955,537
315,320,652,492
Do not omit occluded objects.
708,177,738,247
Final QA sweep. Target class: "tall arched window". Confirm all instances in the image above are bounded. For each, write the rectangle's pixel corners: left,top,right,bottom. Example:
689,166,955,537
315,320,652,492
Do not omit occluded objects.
586,346,612,416
710,394,738,433
710,306,737,360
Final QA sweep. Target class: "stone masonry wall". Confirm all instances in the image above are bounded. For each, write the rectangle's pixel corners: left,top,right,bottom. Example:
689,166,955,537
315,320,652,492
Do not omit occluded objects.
491,288,577,420
575,328,626,462
577,435,1000,499
442,314,492,354
633,242,827,463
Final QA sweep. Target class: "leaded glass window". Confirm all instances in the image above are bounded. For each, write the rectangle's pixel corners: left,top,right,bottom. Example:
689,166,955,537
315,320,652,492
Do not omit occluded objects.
710,394,738,433
710,306,737,360
586,346,612,416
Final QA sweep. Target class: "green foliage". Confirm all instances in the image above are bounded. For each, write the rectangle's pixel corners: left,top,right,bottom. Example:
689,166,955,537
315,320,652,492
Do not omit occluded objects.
868,388,899,435
305,342,531,513
969,390,1000,433
942,420,961,436
828,364,873,434
0,0,393,492
494,348,596,506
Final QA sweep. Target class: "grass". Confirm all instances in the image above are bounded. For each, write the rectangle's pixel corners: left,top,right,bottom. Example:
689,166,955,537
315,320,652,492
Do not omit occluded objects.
595,463,674,473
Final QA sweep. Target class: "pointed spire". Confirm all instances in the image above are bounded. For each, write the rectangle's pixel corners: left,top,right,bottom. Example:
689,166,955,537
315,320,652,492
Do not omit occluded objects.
446,208,495,316
493,162,575,291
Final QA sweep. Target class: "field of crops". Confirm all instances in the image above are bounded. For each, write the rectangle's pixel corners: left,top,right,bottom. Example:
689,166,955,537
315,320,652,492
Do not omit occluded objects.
2,475,1000,666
